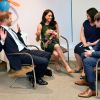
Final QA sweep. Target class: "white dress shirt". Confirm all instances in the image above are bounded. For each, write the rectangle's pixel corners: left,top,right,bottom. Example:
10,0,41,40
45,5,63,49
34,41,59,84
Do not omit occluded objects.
1,25,26,51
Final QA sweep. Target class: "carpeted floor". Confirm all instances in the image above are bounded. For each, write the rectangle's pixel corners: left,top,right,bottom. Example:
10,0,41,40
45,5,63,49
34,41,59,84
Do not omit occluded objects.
0,61,100,100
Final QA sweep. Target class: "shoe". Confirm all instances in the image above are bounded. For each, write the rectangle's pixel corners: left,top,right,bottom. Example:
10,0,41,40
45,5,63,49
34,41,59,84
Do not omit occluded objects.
74,67,82,73
44,69,52,76
67,69,75,73
74,79,88,86
80,70,85,79
36,78,48,85
8,66,33,77
78,88,96,98
74,68,82,73
65,66,75,74
28,76,34,83
28,76,34,87
80,75,85,79
74,70,81,73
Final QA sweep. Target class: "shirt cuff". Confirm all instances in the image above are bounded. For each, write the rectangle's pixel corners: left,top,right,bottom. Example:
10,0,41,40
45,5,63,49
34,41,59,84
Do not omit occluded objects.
0,40,5,45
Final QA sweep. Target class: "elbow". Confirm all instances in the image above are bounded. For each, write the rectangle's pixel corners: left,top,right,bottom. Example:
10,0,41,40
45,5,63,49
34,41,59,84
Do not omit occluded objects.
36,32,40,37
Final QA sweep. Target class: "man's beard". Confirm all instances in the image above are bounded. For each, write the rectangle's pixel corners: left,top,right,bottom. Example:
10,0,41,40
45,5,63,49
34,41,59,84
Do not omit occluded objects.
8,23,11,26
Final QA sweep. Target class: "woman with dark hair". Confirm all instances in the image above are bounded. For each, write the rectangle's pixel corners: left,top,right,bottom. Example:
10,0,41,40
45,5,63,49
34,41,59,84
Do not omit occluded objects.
74,8,100,77
36,9,74,73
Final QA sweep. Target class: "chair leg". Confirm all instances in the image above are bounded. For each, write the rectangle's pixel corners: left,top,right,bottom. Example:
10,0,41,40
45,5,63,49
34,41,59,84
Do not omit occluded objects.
9,77,32,89
96,67,98,97
9,77,17,88
32,65,37,88
67,52,69,63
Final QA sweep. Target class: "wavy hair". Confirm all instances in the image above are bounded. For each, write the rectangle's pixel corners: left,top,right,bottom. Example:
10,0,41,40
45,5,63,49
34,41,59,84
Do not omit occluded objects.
41,9,57,29
87,8,98,22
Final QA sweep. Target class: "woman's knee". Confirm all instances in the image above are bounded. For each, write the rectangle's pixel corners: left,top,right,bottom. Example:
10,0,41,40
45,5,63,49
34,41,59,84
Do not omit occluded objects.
53,51,59,58
54,44,60,49
83,57,97,67
74,42,83,54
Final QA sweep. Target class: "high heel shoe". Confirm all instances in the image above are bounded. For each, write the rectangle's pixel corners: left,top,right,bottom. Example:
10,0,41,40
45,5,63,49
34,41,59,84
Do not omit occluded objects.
80,75,85,79
65,66,75,73
67,69,75,73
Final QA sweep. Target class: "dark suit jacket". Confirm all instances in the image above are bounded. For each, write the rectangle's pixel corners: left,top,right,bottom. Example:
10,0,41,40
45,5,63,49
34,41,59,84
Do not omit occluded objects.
0,42,3,52
0,26,27,70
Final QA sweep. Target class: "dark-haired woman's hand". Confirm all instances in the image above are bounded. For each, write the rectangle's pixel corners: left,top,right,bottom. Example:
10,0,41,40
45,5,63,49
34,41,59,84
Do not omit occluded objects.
83,43,90,47
36,36,40,42
17,24,21,33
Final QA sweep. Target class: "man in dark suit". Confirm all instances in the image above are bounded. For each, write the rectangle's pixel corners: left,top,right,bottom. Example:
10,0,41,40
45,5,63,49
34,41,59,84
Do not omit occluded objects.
75,12,100,98
0,12,52,85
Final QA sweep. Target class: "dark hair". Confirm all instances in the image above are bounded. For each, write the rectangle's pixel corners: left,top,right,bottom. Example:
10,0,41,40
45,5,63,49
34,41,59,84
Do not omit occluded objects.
41,9,57,29
87,8,98,22
94,12,100,21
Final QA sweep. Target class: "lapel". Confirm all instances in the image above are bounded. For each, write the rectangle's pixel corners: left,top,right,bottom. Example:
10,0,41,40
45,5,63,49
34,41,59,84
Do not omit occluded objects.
0,26,26,46
11,29,26,46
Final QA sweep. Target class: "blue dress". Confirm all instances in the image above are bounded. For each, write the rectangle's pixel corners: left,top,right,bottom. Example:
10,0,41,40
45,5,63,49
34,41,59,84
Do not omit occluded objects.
74,20,100,55
83,20,100,42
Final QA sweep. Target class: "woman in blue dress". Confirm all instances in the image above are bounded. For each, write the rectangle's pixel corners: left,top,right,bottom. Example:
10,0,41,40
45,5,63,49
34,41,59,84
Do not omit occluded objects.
74,8,100,76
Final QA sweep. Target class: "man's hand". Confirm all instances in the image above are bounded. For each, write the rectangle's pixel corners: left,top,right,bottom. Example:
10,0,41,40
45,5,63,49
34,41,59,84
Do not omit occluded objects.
0,28,7,41
17,24,21,33
84,50,92,57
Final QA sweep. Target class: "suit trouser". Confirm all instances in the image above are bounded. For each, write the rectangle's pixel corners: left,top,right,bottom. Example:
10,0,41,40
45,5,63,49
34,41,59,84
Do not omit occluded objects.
19,49,51,79
83,57,98,90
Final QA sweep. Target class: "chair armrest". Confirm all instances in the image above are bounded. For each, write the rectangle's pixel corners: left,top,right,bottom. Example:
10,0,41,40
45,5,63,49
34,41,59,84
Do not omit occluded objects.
95,58,100,97
7,52,37,88
60,35,68,42
60,35,69,62
7,52,34,65
60,35,69,51
26,45,39,50
96,58,100,70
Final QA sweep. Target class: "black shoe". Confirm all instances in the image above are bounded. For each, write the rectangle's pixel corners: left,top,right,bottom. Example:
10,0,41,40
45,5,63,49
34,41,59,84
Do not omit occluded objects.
44,69,52,76
36,78,48,85
28,76,34,87
74,69,81,73
80,76,85,79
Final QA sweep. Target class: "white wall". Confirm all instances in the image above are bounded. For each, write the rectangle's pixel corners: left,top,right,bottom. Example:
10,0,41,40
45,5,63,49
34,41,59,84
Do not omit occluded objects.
68,0,100,60
72,0,100,44
10,0,100,60
11,0,72,45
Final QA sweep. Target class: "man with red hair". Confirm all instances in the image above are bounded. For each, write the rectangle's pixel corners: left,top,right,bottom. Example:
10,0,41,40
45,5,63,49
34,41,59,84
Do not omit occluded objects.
0,12,52,86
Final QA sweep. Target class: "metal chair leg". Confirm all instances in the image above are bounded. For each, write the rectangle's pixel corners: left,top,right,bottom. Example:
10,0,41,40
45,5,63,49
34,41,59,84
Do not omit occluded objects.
32,65,37,88
67,51,69,63
96,65,98,97
95,59,100,97
9,77,33,89
7,52,37,89
9,77,17,88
